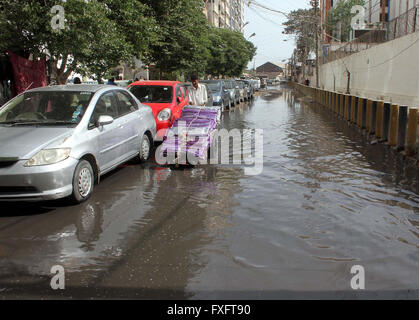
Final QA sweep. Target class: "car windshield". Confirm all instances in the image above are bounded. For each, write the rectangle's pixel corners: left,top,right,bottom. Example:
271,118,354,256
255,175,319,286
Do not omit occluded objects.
129,85,173,103
0,91,93,125
201,81,221,93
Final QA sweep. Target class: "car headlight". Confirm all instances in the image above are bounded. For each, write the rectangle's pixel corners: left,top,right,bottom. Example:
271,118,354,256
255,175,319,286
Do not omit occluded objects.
214,96,221,102
25,148,71,167
157,108,171,121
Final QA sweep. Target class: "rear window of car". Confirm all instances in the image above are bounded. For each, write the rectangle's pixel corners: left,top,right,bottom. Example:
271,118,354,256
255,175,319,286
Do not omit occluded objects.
129,85,173,103
202,81,221,93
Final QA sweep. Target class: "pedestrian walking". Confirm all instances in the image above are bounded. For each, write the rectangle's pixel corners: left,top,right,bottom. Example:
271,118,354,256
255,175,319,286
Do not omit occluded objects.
188,74,208,106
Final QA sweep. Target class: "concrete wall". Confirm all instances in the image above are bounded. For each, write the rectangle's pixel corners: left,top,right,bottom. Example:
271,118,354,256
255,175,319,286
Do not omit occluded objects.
318,31,419,107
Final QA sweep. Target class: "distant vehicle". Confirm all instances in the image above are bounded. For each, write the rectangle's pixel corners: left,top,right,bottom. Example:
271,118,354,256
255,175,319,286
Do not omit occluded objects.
0,85,156,203
224,80,240,106
200,80,231,111
184,82,213,108
255,79,261,90
240,80,254,100
127,80,189,140
235,80,246,102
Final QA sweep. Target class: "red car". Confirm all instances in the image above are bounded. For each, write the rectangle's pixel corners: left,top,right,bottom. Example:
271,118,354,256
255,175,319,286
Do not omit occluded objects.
127,81,189,140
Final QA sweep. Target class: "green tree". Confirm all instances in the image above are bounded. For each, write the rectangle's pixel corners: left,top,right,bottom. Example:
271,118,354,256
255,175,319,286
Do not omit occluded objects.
326,0,365,42
205,27,256,78
140,0,210,79
0,0,158,83
283,8,317,64
98,0,160,65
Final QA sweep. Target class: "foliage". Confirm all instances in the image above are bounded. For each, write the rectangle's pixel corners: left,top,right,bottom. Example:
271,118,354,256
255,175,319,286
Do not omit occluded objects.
0,0,158,83
140,0,211,78
0,0,256,82
205,27,256,77
283,7,318,63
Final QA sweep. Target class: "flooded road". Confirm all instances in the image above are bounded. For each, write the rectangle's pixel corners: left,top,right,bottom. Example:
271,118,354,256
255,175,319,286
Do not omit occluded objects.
1,85,418,299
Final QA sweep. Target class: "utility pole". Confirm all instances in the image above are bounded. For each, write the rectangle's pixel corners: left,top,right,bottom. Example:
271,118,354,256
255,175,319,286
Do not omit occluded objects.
312,0,320,88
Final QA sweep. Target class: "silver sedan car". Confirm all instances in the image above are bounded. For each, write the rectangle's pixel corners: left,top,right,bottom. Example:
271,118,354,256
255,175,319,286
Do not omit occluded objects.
0,85,156,203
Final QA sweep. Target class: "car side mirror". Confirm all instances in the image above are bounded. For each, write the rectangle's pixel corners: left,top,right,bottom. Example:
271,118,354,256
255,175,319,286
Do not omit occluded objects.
98,115,114,126
177,96,184,104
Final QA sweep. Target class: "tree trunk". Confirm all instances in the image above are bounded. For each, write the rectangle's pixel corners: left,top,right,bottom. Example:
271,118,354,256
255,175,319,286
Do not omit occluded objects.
48,57,73,85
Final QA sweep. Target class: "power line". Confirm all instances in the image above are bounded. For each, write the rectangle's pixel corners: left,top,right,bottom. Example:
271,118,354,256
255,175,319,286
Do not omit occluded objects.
247,0,289,18
248,6,286,29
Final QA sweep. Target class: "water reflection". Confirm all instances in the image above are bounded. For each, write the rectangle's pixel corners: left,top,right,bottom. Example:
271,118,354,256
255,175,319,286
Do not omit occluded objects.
187,86,419,298
75,202,104,251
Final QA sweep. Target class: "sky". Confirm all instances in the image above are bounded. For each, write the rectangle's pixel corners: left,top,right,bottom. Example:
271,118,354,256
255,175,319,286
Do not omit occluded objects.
243,0,311,69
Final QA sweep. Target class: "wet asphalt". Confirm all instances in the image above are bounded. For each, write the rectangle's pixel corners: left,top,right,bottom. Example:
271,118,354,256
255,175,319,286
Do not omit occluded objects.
0,85,418,299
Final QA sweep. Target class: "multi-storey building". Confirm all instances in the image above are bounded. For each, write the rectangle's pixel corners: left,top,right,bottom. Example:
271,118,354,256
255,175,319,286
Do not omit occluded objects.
204,0,245,32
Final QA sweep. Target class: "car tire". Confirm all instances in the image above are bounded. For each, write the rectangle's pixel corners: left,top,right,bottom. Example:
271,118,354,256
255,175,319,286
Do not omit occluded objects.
70,160,94,204
138,134,151,162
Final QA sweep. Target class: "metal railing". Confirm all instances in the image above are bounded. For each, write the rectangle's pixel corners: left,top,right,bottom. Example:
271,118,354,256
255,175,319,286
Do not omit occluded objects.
322,5,418,64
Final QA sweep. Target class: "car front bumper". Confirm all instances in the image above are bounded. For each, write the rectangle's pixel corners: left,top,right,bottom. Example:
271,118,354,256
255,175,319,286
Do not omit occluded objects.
0,157,79,201
212,100,223,106
155,121,171,141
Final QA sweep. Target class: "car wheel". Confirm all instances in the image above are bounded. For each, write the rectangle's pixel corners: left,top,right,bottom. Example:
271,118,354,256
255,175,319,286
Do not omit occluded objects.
70,160,94,204
138,134,151,162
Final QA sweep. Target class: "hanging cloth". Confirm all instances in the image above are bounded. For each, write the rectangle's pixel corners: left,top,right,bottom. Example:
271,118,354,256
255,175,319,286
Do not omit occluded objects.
8,51,47,95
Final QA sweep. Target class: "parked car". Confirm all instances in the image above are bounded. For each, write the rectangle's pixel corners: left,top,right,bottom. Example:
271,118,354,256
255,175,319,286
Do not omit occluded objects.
127,80,189,140
240,80,254,100
224,80,240,106
0,85,156,203
235,80,246,102
184,82,213,107
250,79,259,92
200,80,230,110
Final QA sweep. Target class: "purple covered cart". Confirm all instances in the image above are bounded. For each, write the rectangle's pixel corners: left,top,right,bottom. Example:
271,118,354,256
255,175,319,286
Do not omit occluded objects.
160,106,221,166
